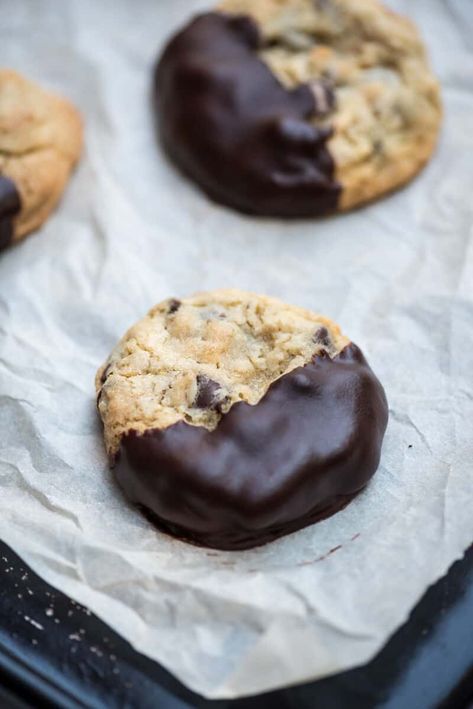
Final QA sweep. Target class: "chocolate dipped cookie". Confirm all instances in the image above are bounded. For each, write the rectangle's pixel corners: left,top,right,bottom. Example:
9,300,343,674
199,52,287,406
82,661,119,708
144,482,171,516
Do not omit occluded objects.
0,70,83,248
154,0,441,217
96,290,388,550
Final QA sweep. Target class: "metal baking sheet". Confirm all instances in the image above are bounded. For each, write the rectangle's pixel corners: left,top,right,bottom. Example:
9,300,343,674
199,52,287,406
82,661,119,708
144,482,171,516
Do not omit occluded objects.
0,540,471,708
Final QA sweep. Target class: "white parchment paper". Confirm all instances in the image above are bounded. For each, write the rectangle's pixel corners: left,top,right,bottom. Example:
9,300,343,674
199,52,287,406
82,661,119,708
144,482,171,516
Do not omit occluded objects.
1,0,472,699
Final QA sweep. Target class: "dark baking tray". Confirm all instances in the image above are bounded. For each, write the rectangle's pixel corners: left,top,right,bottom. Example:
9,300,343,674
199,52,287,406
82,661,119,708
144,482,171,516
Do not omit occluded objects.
0,540,471,709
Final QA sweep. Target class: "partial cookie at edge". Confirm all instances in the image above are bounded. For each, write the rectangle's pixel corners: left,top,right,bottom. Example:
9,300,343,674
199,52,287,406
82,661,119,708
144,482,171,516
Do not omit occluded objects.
0,69,83,245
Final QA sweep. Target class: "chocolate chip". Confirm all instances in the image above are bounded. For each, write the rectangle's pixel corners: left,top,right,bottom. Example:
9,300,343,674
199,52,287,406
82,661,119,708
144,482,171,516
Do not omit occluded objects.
314,327,332,348
115,343,388,550
313,349,330,362
194,375,227,412
167,299,181,315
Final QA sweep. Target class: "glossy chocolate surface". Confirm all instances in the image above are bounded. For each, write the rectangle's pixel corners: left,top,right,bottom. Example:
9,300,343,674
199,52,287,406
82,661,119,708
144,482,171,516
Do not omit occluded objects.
113,344,388,550
0,175,21,250
154,12,341,217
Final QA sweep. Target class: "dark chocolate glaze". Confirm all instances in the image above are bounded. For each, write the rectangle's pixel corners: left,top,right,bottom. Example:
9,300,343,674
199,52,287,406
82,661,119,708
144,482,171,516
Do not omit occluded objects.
113,344,388,550
0,175,21,250
154,12,341,218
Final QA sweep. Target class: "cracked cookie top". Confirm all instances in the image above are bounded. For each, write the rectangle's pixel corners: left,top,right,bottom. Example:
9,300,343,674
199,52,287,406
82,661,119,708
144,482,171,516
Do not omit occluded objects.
96,289,349,456
0,69,83,244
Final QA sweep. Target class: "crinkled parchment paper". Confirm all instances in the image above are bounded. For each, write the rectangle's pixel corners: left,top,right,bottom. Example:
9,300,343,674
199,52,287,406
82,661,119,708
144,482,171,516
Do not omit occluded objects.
0,0,472,699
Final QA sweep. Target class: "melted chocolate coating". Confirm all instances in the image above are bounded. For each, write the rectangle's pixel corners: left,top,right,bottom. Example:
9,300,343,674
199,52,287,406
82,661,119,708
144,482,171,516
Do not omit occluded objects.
113,344,388,550
0,175,21,250
154,12,341,217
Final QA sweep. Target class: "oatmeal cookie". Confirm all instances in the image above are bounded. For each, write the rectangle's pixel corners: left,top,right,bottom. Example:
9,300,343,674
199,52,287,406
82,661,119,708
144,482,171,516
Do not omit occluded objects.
154,0,441,216
0,70,83,247
96,290,388,550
